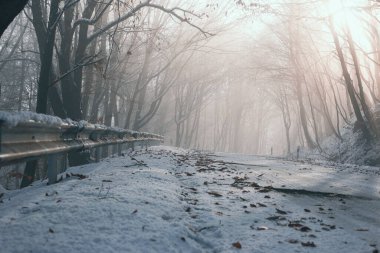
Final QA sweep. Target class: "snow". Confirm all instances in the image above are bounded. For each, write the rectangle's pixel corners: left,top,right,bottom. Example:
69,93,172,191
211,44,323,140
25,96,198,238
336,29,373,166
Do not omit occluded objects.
0,111,65,127
0,111,160,139
294,119,380,166
0,146,379,253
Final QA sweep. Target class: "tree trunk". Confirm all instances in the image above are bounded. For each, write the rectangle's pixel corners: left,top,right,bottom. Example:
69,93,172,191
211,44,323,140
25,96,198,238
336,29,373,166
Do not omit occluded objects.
32,0,60,114
328,18,370,139
346,28,377,136
295,75,316,149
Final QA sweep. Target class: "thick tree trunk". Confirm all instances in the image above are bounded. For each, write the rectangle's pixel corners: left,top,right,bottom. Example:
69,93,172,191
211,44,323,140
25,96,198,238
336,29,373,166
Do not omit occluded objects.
61,1,97,121
48,85,67,118
82,41,97,119
32,0,60,114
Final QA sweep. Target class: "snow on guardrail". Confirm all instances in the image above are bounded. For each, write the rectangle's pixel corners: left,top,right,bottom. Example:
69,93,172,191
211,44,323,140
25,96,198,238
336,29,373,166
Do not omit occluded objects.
0,111,164,186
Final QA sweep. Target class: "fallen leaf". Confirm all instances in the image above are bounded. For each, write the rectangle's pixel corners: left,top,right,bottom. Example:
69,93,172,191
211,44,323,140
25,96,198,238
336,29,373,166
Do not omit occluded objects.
356,228,369,231
304,209,311,212
287,239,299,244
207,191,223,197
132,209,138,214
258,188,271,193
276,208,287,215
288,222,303,228
49,228,54,233
300,226,312,232
301,241,316,247
70,173,88,180
257,226,269,231
250,182,260,188
266,216,282,221
232,242,242,249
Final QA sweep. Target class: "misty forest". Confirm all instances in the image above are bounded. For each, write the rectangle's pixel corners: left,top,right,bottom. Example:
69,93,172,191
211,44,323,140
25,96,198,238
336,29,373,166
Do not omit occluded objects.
1,0,380,252
0,0,378,159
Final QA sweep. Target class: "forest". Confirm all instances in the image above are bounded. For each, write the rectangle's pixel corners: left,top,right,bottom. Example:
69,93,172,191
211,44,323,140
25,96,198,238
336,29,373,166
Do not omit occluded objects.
1,0,380,164
2,1,380,252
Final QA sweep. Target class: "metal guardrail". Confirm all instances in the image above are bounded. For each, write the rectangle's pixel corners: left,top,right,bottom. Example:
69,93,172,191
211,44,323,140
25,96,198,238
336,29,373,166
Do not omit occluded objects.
0,117,164,186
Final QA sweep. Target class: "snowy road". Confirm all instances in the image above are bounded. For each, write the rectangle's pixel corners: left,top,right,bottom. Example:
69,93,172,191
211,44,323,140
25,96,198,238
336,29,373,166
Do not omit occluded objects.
0,146,379,253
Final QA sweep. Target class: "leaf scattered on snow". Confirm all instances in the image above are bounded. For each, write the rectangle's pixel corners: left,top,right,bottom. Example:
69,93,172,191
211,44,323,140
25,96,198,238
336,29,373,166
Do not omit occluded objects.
232,242,242,249
70,173,88,180
266,216,279,221
207,191,223,197
49,228,54,233
300,226,312,232
275,208,287,215
240,197,248,201
288,222,303,228
301,241,316,247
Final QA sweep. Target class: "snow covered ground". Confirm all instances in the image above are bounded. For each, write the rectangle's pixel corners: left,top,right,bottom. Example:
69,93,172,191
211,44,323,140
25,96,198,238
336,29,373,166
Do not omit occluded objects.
0,146,379,253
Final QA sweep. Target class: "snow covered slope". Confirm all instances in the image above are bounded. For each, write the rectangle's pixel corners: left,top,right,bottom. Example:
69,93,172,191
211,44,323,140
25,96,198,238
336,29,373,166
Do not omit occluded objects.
0,146,379,253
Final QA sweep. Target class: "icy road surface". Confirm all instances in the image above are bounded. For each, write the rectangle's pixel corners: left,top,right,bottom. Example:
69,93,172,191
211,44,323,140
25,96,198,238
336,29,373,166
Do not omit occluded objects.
0,146,379,253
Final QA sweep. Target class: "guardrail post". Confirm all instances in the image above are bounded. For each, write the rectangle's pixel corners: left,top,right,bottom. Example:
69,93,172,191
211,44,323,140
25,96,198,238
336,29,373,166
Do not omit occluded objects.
20,160,37,188
60,153,68,173
112,144,117,156
95,147,101,162
47,154,58,185
103,146,109,158
131,142,135,151
118,143,122,156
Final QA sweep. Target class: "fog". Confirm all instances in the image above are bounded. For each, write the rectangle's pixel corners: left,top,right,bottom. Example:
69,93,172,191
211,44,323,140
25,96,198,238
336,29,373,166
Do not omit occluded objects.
1,0,379,155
